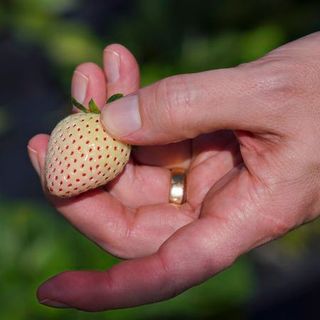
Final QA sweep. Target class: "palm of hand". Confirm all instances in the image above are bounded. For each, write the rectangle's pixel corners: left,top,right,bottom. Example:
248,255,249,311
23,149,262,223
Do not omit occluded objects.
35,129,240,259
106,130,241,257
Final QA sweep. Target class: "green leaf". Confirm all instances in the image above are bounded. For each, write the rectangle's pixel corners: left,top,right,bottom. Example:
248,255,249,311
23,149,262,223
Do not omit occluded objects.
88,99,100,114
71,97,88,113
107,93,124,103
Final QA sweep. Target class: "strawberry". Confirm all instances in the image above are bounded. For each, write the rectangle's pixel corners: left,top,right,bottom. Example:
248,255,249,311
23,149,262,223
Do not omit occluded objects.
45,94,131,197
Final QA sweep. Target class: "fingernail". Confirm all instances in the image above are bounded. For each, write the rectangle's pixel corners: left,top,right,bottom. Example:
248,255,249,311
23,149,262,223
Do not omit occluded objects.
104,49,120,83
72,71,88,106
40,298,69,308
101,94,141,137
27,146,40,176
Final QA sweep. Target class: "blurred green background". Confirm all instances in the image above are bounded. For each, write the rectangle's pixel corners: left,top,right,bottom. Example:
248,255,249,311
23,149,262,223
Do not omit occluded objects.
1,0,320,319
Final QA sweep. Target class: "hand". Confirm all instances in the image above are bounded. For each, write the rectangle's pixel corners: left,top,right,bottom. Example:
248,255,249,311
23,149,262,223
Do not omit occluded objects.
29,32,320,311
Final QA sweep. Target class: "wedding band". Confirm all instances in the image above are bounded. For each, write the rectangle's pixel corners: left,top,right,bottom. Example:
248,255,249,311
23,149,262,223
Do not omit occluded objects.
169,168,186,205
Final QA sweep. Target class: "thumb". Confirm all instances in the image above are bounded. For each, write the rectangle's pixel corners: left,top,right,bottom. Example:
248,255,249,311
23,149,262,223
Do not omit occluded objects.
100,65,270,145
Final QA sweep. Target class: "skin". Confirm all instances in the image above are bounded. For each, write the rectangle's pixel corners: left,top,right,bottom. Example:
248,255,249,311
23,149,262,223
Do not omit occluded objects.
28,32,320,311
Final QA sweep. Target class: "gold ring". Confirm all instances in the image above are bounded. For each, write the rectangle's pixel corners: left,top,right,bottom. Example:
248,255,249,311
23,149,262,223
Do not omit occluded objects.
169,168,186,205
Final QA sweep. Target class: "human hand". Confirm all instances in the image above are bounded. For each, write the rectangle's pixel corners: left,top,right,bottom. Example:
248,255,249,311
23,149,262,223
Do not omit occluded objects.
29,32,320,311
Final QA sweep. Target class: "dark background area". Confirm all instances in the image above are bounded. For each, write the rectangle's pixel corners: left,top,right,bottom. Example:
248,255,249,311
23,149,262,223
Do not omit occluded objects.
1,0,320,319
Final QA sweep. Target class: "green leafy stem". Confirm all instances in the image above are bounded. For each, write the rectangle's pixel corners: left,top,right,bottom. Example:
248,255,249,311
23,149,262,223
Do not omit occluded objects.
71,93,124,114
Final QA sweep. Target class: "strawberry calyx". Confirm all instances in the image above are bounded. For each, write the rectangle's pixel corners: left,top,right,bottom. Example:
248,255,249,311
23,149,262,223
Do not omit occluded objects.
106,93,124,103
71,93,124,114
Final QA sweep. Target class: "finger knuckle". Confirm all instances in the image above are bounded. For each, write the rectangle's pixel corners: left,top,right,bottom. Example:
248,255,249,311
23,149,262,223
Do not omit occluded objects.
238,55,320,128
154,75,193,134
251,56,318,105
264,214,292,239
257,61,299,101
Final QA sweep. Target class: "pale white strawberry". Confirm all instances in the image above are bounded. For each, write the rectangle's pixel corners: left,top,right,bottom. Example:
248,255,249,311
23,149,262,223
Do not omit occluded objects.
45,95,130,198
